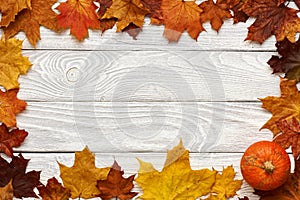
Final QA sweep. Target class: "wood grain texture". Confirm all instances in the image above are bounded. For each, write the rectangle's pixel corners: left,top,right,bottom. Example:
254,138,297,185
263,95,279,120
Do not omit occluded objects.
15,102,273,153
19,152,262,200
18,51,279,101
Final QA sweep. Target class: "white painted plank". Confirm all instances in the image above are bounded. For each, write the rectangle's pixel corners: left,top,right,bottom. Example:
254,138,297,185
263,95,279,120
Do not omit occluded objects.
12,152,261,199
18,51,279,101
1,18,277,51
16,102,273,153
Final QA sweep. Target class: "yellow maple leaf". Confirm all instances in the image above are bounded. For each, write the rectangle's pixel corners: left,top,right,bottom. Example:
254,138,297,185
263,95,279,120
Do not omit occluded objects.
0,38,32,90
0,0,31,27
101,0,150,32
135,140,217,200
58,146,110,199
0,180,13,200
208,166,242,200
260,78,300,136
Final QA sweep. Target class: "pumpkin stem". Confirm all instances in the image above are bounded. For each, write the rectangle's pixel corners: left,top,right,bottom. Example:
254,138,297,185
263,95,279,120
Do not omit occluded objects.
263,161,275,173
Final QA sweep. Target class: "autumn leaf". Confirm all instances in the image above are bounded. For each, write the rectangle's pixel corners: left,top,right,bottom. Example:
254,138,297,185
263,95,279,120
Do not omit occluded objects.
0,38,32,90
268,38,300,81
96,0,117,33
56,0,100,41
101,0,149,32
96,0,142,39
208,166,243,200
199,0,232,32
0,154,41,198
96,160,137,200
0,123,28,157
160,0,204,42
231,0,249,24
242,0,300,43
0,89,27,127
3,0,59,47
37,177,71,200
141,0,163,24
259,78,300,136
58,146,110,199
0,180,13,200
273,117,300,159
0,0,31,27
254,159,300,199
135,140,217,199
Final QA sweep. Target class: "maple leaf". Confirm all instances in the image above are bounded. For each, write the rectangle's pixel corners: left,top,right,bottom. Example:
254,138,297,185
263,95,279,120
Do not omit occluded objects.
96,0,117,33
56,0,100,41
0,180,13,200
101,0,150,32
231,0,249,23
259,78,300,136
273,117,300,159
3,0,59,47
141,0,163,24
58,146,110,199
242,0,300,43
209,166,243,199
199,0,232,32
96,0,142,39
0,38,32,90
0,154,41,198
254,159,300,200
268,38,300,81
0,123,28,157
37,177,71,200
135,140,217,199
0,0,31,27
96,160,137,200
0,89,27,127
160,0,204,42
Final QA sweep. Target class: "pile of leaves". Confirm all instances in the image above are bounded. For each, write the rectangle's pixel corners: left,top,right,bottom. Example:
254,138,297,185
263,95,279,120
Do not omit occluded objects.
2,0,300,199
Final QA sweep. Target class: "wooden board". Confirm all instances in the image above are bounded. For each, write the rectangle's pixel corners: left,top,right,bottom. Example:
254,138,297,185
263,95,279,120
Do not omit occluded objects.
18,51,279,102
16,102,273,153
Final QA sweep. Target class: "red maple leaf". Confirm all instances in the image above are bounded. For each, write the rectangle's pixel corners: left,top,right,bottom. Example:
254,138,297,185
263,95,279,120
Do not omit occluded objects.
96,161,137,200
38,177,71,200
268,38,300,81
0,154,41,198
242,0,300,43
273,117,300,159
0,124,28,157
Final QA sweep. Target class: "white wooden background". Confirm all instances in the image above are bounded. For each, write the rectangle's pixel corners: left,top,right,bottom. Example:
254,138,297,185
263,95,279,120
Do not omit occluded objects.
7,17,286,199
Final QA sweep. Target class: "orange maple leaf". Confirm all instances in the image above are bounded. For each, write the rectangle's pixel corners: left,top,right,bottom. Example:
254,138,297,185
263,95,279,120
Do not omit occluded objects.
160,0,204,42
0,124,28,157
56,0,100,41
260,78,300,136
3,0,59,47
0,89,27,127
96,161,137,200
199,0,232,32
242,0,300,43
0,0,31,27
101,0,150,32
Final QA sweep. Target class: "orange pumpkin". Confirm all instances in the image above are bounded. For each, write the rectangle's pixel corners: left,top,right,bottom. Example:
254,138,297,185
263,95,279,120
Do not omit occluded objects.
240,140,291,191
